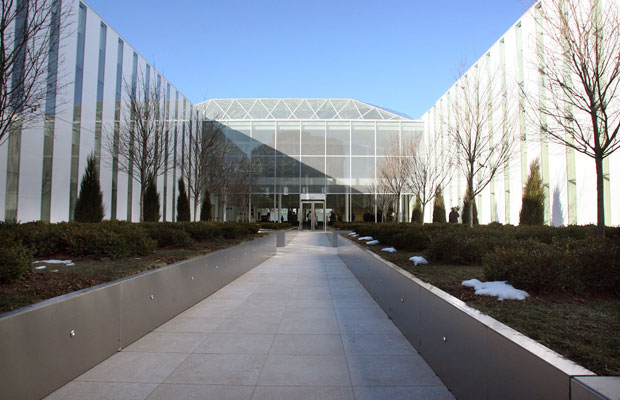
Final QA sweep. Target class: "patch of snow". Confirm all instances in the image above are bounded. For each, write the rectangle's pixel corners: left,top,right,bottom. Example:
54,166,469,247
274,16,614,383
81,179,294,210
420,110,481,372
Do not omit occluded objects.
462,279,529,301
348,232,358,236
52,270,58,272
409,256,429,265
32,259,74,265
366,240,379,245
34,266,46,270
358,236,373,241
381,247,397,253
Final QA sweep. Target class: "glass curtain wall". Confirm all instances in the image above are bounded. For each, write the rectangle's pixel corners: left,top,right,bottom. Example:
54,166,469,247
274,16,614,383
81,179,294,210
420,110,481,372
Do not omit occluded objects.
216,119,423,223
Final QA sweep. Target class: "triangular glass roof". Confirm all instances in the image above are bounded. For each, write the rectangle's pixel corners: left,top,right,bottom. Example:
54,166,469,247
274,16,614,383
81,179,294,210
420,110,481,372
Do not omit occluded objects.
196,98,411,121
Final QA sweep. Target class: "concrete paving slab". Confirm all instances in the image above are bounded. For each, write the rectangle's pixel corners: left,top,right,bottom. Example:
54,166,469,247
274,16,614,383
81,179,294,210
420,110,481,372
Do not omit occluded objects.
47,231,453,400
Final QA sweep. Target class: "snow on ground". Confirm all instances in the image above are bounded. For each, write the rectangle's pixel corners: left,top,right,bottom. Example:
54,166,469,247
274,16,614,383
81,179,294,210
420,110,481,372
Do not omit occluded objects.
409,256,428,265
462,279,529,301
366,240,379,245
348,232,358,236
34,266,46,270
358,236,373,241
32,260,75,266
381,247,397,253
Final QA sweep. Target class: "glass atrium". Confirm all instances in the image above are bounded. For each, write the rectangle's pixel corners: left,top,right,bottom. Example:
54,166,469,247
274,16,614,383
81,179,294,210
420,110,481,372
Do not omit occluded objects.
196,99,423,225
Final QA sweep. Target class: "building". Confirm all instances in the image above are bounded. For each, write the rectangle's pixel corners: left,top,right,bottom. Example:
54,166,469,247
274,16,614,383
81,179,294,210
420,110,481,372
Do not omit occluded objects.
1,0,618,226
196,98,423,226
422,0,620,226
0,0,195,223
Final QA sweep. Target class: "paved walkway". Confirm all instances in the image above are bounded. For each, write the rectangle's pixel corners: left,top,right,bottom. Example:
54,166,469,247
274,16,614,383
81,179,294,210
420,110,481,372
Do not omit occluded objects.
47,232,453,400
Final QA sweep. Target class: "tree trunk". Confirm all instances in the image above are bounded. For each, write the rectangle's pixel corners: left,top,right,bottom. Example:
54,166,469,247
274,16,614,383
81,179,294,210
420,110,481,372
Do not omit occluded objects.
595,156,606,238
468,181,474,228
139,185,145,222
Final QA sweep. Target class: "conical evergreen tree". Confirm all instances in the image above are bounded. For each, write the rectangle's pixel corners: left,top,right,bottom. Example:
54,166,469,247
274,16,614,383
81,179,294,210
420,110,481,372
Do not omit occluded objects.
176,178,191,222
74,154,104,222
411,196,423,223
462,188,479,225
200,192,211,221
432,187,447,223
520,158,545,225
143,179,160,222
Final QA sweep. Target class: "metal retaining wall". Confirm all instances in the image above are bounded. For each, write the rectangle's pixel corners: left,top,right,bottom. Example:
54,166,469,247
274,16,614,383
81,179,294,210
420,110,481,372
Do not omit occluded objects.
0,234,276,400
336,233,597,400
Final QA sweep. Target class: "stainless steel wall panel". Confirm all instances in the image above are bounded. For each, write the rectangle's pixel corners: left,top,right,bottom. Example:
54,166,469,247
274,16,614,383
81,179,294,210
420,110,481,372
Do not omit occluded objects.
0,284,121,400
336,234,595,400
571,377,620,400
0,233,276,399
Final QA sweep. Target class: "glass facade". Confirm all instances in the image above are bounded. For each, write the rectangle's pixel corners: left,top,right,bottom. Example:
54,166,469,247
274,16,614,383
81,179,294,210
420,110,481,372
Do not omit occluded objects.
200,99,423,222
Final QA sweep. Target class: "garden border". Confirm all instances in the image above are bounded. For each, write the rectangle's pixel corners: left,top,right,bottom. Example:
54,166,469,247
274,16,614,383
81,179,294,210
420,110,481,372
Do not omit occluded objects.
334,232,611,400
0,233,276,400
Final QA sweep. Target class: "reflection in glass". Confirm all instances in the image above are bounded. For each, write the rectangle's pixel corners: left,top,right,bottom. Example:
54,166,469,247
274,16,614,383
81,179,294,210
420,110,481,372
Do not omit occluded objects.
326,157,349,193
224,122,251,156
352,122,375,155
352,194,374,222
326,122,349,155
253,156,275,193
376,122,400,156
276,121,300,156
301,122,325,155
351,157,375,192
252,122,275,155
327,194,348,223
300,156,325,194
276,156,300,193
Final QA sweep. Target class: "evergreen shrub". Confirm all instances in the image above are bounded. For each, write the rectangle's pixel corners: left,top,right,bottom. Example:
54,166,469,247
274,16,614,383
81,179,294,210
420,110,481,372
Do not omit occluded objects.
74,154,104,222
176,179,191,222
519,158,545,225
143,180,160,222
432,188,447,223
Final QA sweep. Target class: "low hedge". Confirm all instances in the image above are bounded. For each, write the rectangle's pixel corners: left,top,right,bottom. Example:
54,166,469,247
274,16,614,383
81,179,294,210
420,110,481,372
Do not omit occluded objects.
258,222,294,230
484,238,620,296
0,240,31,283
0,221,260,261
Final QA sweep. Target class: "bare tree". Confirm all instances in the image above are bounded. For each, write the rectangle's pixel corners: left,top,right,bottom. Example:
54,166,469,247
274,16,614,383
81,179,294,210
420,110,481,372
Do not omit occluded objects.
181,116,229,221
0,0,71,145
376,137,416,222
527,0,620,237
447,67,516,227
409,136,451,222
106,73,173,221
369,180,396,222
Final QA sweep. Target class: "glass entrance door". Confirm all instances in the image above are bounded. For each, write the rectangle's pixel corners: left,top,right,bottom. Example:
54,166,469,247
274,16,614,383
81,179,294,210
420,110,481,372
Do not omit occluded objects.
300,201,325,231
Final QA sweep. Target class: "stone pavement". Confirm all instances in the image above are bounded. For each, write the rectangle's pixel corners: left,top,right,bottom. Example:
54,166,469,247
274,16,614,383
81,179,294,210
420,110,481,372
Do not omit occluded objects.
46,232,454,400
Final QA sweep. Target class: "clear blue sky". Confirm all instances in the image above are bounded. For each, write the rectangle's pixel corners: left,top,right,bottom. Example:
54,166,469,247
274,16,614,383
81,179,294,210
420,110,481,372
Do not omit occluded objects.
86,0,534,119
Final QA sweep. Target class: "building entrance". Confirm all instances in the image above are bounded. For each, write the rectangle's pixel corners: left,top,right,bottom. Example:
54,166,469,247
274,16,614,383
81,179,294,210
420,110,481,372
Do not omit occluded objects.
299,194,326,231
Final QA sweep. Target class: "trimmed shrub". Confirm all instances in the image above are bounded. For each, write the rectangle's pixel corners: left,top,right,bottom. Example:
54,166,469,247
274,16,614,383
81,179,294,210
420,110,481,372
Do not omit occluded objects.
143,180,160,222
176,179,191,222
0,240,32,283
519,158,545,225
74,154,104,222
61,222,155,258
259,222,293,230
12,222,65,257
432,188,447,223
484,238,620,296
200,194,211,221
143,223,194,248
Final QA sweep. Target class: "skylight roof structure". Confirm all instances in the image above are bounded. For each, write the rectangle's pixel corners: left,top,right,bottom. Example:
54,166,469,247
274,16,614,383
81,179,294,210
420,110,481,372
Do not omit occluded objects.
197,98,411,120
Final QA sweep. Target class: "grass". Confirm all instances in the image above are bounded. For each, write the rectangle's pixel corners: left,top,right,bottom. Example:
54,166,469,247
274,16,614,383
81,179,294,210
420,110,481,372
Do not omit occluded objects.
361,241,620,376
0,235,262,315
